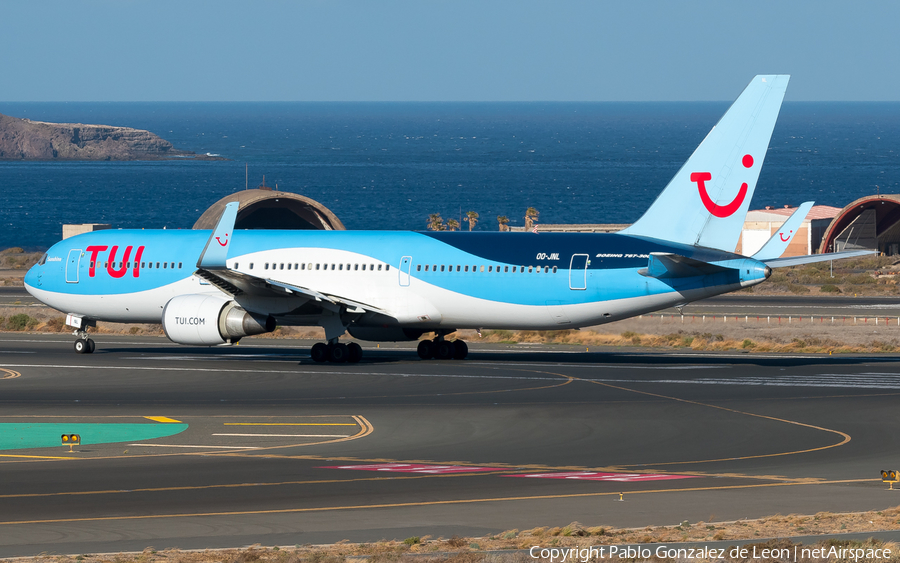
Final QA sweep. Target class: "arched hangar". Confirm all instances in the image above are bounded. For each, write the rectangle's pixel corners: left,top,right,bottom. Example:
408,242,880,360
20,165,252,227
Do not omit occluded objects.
819,195,900,255
193,188,346,231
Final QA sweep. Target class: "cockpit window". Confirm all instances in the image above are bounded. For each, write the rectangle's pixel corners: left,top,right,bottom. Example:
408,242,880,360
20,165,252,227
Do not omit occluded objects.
38,253,48,266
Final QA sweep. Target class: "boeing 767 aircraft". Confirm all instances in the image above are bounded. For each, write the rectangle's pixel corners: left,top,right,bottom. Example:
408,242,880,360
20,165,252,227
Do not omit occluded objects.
24,75,869,362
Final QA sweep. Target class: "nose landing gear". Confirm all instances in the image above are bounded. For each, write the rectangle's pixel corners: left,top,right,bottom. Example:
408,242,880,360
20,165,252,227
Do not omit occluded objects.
73,331,95,354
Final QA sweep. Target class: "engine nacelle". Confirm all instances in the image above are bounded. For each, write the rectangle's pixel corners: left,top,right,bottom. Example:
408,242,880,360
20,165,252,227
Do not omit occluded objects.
347,327,425,342
162,294,275,346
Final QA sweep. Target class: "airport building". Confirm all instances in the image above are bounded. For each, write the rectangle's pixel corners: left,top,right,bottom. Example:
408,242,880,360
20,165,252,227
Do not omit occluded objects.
62,189,900,257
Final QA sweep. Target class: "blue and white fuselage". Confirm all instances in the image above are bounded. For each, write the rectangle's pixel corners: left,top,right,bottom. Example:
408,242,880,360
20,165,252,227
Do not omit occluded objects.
25,229,769,331
24,75,869,360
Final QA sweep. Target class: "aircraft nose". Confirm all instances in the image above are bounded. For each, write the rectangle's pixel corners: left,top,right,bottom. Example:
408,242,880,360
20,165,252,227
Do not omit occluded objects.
24,263,40,292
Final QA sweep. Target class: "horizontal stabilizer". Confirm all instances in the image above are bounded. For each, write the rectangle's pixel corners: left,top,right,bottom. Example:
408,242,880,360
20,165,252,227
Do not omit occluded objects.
751,201,814,261
639,252,733,279
764,249,876,268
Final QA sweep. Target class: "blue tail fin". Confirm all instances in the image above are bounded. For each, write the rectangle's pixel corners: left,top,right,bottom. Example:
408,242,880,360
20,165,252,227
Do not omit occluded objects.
622,75,790,251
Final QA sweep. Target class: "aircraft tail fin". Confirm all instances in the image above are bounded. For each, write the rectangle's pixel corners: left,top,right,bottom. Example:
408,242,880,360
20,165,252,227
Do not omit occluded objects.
751,201,814,261
622,75,790,251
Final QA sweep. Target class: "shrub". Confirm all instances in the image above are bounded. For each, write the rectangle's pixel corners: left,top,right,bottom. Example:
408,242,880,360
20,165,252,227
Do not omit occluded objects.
742,339,755,349
7,314,32,331
403,537,420,546
820,284,841,293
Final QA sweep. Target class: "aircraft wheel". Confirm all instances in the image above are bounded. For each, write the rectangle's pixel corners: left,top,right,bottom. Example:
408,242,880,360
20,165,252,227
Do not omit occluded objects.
329,343,349,363
435,340,455,360
74,339,88,354
417,339,434,359
311,342,329,362
453,339,468,359
86,339,96,354
347,342,363,363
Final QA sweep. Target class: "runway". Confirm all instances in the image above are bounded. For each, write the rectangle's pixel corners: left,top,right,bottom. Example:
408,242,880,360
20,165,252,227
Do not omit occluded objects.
1,333,900,556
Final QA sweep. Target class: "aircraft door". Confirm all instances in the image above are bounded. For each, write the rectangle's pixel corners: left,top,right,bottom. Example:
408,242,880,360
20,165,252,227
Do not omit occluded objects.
66,249,82,284
399,256,412,286
569,254,588,290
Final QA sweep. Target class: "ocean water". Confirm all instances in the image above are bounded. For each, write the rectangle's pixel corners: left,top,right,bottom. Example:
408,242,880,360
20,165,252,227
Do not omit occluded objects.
1,102,899,250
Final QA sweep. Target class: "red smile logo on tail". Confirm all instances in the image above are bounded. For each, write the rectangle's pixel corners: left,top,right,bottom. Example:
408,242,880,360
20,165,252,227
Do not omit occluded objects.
692,154,754,218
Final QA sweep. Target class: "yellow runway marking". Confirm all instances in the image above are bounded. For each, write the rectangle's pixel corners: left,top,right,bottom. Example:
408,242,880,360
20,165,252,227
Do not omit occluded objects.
224,423,357,426
144,416,182,423
0,454,77,460
0,470,523,499
551,371,853,466
0,368,20,380
0,478,877,526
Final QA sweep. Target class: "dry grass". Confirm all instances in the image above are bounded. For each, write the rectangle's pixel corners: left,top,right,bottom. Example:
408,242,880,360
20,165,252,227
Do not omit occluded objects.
5,508,900,563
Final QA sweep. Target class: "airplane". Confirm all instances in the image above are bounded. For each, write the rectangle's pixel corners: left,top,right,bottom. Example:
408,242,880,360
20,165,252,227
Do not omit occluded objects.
24,75,871,362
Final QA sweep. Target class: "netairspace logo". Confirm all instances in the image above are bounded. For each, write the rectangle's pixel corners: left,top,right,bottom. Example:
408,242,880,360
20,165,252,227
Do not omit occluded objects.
528,544,893,562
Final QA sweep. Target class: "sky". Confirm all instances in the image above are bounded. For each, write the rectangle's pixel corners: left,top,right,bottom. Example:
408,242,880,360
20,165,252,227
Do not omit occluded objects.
2,1,899,102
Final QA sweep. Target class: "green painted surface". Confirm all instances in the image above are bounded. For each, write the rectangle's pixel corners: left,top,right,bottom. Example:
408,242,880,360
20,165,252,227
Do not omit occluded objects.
0,423,188,450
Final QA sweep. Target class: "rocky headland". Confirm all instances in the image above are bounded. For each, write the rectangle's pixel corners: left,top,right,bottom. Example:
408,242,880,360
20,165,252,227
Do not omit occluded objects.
0,112,224,160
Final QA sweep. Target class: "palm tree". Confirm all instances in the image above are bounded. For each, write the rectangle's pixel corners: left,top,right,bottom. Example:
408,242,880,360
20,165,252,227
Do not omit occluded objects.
524,207,540,230
464,211,479,231
427,213,445,231
446,219,460,231
497,215,510,232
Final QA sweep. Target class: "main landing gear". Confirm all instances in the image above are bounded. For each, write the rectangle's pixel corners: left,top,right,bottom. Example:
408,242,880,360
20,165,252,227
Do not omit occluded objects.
310,340,363,364
73,330,95,354
417,337,468,360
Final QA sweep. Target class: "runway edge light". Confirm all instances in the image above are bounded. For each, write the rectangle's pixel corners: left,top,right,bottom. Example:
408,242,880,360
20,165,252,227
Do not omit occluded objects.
880,469,899,489
62,434,80,452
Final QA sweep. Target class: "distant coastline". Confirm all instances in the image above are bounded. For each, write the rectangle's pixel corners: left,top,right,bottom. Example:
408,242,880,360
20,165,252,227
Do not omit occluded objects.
0,112,225,161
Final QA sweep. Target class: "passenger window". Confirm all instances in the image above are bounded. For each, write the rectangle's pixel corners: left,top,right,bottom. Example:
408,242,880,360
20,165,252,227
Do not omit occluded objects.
425,265,429,271
232,262,237,269
126,262,131,268
544,266,549,273
385,264,390,271
456,265,460,272
552,266,557,273
339,264,343,270
347,264,351,270
417,265,421,271
354,264,359,270
295,263,298,269
178,263,182,269
287,264,292,270
250,263,254,270
488,266,492,272
163,262,168,269
440,265,445,272
504,266,509,272
316,264,320,270
331,264,335,270
464,265,469,272
378,264,383,271
156,262,160,269
279,263,284,270
90,261,95,269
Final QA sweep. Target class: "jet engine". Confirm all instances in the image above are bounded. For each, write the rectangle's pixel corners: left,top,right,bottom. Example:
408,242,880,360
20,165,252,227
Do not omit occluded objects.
162,294,275,346
347,327,425,342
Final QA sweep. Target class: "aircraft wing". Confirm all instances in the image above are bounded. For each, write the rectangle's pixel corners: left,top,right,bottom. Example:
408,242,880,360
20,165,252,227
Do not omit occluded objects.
194,201,387,315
